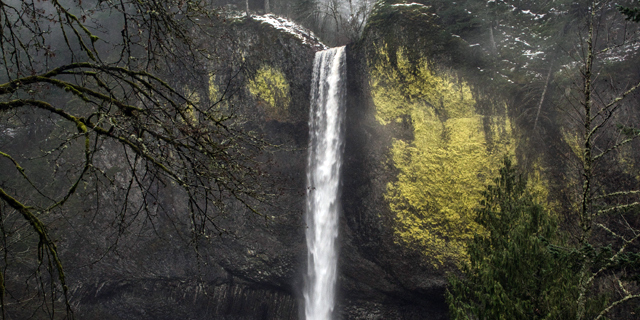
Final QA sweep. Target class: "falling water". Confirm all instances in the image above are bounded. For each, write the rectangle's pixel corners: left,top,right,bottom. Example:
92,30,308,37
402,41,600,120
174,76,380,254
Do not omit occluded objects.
304,46,346,320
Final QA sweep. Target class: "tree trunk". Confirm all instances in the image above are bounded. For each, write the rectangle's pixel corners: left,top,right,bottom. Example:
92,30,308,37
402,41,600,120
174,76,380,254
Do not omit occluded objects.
533,63,554,132
576,4,596,320
489,22,498,56
265,0,270,14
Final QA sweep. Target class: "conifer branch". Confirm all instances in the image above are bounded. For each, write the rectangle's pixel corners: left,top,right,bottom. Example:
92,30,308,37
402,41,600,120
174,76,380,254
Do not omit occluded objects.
593,137,638,161
596,202,640,216
594,190,640,200
593,293,640,320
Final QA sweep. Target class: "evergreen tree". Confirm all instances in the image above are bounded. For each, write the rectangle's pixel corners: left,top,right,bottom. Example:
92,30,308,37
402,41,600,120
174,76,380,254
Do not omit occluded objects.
447,158,578,320
562,2,640,318
618,0,640,22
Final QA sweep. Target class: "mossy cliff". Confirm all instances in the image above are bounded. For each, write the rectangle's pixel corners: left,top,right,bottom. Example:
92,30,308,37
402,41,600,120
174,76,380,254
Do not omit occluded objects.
68,15,318,320
60,6,552,320
337,2,546,318
371,44,515,265
247,65,292,121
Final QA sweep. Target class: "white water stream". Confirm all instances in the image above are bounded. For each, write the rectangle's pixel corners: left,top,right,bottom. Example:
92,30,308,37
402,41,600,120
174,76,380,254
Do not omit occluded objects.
304,46,347,320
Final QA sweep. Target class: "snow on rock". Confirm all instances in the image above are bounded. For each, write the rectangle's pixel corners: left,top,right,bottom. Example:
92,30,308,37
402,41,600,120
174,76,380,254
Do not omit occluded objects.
251,14,328,50
521,9,546,20
390,2,429,7
603,41,640,63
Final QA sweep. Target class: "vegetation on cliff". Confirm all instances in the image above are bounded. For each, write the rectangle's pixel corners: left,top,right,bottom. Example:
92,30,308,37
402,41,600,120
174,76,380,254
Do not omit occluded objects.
359,1,640,318
248,65,292,120
431,0,640,318
2,0,640,318
368,43,516,264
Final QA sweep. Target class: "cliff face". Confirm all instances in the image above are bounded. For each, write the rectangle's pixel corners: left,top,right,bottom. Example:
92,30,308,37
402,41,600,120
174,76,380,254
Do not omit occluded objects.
5,1,640,319
65,8,510,320
69,15,317,320
337,3,519,319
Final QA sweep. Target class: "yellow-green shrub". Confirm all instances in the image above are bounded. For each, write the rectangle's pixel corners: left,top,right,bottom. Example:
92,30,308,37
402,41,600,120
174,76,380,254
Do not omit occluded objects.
247,66,291,120
370,44,516,265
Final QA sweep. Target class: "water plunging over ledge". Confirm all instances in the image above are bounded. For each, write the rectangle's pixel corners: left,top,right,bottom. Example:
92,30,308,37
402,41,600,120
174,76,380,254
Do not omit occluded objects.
304,46,347,320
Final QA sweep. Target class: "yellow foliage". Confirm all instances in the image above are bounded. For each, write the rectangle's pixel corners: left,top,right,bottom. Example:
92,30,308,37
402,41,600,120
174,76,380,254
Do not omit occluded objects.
209,73,218,101
247,65,291,120
561,127,584,162
370,44,516,265
616,143,639,181
527,158,558,213
182,85,200,124
618,147,632,171
208,74,231,114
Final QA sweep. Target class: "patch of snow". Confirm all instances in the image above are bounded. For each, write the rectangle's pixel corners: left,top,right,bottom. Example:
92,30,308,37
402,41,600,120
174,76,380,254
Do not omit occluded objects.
227,10,249,20
251,14,328,50
222,13,327,50
521,9,546,20
390,2,429,8
513,37,532,47
549,8,568,15
1,128,16,138
523,50,544,57
602,41,640,63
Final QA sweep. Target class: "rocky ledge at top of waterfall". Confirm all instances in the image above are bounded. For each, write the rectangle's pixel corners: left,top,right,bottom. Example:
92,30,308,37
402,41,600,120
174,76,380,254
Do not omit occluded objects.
224,10,328,51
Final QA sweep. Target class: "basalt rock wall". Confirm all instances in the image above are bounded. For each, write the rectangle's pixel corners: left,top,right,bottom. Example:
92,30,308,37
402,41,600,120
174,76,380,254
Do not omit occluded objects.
69,6,505,319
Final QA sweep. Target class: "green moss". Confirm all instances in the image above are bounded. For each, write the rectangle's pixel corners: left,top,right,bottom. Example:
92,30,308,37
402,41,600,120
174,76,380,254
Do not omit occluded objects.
561,127,583,162
247,65,291,121
527,158,556,210
618,146,640,181
370,44,516,265
182,85,200,124
209,74,219,102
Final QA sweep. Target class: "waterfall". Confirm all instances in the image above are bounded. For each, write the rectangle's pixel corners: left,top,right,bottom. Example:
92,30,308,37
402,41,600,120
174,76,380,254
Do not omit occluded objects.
304,46,347,320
